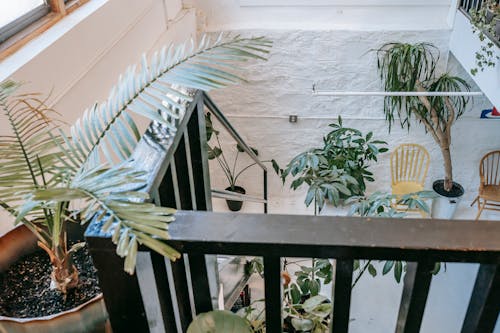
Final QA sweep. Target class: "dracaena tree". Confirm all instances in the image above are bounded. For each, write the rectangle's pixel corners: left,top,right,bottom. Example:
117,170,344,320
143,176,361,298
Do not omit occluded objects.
0,34,272,293
377,42,471,192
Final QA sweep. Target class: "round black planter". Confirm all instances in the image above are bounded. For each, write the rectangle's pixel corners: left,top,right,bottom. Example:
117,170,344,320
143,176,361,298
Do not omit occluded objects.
432,179,464,198
225,186,246,211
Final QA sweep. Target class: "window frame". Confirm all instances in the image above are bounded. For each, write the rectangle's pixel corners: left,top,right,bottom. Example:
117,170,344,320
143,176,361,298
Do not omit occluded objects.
0,0,88,60
0,2,51,44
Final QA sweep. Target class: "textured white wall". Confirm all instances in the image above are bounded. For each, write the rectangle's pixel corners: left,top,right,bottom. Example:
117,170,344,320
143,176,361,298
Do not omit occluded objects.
206,30,497,217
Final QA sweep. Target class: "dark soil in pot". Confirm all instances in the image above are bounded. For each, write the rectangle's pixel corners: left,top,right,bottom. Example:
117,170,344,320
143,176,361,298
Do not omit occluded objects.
0,244,100,318
225,186,246,211
433,180,464,198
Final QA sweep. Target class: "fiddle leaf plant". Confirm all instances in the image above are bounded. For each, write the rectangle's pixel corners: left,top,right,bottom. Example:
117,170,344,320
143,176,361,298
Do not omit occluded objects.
0,34,272,293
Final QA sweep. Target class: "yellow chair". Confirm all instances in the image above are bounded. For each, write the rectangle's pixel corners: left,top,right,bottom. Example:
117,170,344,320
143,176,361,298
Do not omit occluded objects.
390,144,430,215
471,150,500,221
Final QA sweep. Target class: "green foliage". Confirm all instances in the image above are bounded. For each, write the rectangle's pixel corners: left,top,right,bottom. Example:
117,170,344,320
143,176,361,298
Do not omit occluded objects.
206,111,278,190
348,191,442,285
280,117,387,212
377,42,471,132
470,1,500,75
243,257,333,332
188,310,253,333
0,34,272,290
377,42,471,191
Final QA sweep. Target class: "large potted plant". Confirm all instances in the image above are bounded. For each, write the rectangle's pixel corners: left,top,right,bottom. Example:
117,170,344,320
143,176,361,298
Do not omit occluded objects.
377,42,472,219
279,116,387,214
0,35,271,332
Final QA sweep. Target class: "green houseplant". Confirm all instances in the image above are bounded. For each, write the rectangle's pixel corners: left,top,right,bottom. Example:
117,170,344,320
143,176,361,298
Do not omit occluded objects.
206,111,279,211
0,34,271,327
377,42,472,218
280,116,387,214
206,111,258,211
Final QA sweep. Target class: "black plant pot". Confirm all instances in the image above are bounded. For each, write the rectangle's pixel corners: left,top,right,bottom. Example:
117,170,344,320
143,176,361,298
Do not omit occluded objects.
225,186,245,211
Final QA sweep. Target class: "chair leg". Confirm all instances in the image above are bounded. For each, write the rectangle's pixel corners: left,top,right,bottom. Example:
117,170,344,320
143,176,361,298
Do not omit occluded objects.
475,200,487,221
471,196,479,208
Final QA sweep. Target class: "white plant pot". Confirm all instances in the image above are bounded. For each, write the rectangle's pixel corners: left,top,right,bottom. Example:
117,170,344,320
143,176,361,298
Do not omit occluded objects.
431,180,464,219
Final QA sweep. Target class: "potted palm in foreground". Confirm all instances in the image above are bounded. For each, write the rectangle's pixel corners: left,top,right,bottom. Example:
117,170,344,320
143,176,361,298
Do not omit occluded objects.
0,34,271,332
377,42,472,219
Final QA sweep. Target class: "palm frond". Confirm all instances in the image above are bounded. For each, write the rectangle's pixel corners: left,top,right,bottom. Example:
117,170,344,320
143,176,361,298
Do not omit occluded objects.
28,164,180,273
0,82,64,222
66,34,272,171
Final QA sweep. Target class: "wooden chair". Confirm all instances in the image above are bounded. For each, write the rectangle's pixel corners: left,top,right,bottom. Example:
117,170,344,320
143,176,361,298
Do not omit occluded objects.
471,150,500,221
390,144,430,216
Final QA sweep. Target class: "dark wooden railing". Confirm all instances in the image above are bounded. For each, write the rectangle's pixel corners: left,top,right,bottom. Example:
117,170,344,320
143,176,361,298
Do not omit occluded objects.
459,0,499,15
86,91,500,333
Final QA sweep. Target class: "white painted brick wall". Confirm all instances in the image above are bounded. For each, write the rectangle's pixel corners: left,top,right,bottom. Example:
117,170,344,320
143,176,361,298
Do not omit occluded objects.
206,30,498,217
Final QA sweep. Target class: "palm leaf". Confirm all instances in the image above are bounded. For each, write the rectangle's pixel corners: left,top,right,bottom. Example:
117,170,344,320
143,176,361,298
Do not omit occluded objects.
65,34,272,171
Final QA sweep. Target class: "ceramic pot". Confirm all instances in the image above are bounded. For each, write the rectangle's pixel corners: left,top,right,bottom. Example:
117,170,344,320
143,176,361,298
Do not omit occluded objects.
431,180,464,219
0,226,109,333
225,186,246,211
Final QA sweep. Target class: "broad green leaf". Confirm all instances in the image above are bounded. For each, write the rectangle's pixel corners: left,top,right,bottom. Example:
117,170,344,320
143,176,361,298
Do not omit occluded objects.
383,261,395,275
188,310,252,333
303,295,327,313
291,318,314,331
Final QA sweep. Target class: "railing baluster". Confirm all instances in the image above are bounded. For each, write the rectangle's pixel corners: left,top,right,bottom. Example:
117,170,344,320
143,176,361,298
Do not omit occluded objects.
188,254,214,314
183,130,197,210
264,256,282,332
331,259,354,333
170,161,181,209
173,134,193,210
86,239,150,333
395,262,434,333
150,252,178,333
171,257,194,332
264,169,268,214
461,264,500,333
187,97,212,211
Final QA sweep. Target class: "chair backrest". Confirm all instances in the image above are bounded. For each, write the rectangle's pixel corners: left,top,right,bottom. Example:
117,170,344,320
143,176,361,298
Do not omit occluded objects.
480,150,500,186
390,144,430,186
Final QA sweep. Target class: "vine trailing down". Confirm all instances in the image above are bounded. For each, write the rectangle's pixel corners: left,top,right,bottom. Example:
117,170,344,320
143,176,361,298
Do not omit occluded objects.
377,42,471,193
0,34,272,293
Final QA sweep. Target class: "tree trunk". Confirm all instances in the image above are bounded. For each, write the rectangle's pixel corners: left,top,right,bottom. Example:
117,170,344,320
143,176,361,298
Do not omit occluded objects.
441,145,453,192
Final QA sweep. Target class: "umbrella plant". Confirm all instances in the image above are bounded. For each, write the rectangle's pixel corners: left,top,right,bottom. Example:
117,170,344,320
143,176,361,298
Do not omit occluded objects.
0,34,272,293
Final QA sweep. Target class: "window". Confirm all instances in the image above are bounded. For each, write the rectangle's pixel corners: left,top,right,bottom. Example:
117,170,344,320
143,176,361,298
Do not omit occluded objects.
0,1,50,44
0,0,88,59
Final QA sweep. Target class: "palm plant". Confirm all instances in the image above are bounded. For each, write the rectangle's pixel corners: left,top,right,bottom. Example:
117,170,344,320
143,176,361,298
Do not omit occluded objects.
377,42,471,193
0,34,272,293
